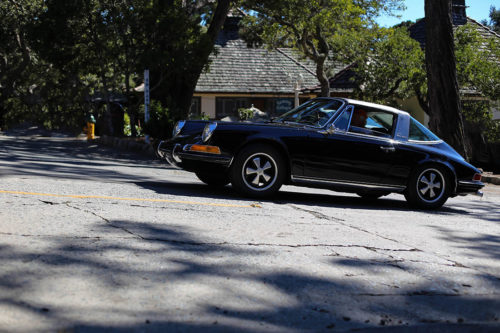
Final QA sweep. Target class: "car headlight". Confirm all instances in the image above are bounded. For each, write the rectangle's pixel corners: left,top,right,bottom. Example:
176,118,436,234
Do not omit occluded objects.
172,120,186,137
202,122,217,142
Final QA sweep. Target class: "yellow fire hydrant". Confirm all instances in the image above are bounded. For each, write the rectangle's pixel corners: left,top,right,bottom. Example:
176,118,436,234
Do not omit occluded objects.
86,114,96,140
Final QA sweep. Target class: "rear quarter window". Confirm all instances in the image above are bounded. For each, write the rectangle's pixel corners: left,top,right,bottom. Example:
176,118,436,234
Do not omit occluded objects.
409,118,441,142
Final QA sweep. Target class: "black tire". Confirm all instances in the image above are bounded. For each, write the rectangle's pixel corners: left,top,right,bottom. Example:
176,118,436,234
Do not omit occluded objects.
195,171,230,188
356,191,389,200
404,165,451,210
230,144,286,198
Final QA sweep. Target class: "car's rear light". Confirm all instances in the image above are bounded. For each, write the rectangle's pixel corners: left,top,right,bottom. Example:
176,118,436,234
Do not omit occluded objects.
189,144,221,154
473,173,482,181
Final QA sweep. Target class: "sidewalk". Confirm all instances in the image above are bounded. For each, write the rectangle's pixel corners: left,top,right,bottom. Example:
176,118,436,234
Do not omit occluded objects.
482,172,500,185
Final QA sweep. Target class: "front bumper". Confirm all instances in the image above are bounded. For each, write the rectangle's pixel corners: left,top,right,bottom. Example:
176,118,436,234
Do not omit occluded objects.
157,141,183,169
456,180,485,197
157,141,232,169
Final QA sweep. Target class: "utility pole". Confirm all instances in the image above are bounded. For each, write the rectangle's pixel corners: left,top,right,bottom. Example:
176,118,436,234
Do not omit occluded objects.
144,69,150,144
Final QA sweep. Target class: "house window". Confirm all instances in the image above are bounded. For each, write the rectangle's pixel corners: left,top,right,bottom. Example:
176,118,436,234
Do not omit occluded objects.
216,98,250,119
215,97,305,119
275,99,294,115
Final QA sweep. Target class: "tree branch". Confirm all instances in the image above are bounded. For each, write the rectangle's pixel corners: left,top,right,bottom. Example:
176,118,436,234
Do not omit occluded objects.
378,78,403,100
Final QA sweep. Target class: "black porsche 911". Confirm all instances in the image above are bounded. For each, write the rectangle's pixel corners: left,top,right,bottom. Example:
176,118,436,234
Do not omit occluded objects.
157,97,484,209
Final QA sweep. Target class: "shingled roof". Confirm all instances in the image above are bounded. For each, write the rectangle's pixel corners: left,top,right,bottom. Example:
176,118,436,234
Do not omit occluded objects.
409,17,500,50
195,34,320,94
302,63,357,94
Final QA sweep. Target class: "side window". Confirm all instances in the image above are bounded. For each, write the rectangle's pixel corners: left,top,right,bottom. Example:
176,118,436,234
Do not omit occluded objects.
348,107,395,138
332,107,352,131
409,117,441,142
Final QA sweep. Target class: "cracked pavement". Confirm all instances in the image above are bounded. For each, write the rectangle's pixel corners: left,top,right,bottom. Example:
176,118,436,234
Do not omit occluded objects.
0,135,499,332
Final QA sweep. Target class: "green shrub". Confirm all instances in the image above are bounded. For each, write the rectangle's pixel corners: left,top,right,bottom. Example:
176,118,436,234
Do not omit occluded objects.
463,100,500,143
142,100,175,139
238,108,254,120
123,112,143,137
190,112,210,120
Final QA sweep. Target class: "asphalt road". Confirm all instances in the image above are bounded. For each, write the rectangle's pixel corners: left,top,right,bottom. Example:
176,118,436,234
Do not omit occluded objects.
0,134,499,332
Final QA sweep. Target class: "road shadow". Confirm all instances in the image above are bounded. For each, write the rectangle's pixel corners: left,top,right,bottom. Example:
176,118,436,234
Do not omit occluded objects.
135,179,484,217
1,218,499,332
0,135,167,183
431,225,500,262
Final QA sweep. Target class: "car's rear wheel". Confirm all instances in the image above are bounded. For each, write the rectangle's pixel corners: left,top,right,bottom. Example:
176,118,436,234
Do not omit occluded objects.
195,171,230,188
230,144,285,198
405,165,451,209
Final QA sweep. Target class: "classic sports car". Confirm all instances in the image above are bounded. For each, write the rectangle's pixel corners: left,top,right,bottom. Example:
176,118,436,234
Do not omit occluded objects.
157,98,484,209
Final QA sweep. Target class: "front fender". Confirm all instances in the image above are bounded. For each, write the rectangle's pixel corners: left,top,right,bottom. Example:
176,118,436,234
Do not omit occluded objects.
236,134,290,158
231,135,293,182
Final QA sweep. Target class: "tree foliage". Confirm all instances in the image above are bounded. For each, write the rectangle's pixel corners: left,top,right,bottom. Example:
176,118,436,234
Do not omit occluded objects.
349,27,425,105
455,25,500,101
241,0,404,97
482,6,500,33
455,24,500,145
141,0,232,121
0,0,231,136
0,0,43,128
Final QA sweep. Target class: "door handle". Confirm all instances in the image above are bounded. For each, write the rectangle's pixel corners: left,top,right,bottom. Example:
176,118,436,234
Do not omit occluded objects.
380,146,396,153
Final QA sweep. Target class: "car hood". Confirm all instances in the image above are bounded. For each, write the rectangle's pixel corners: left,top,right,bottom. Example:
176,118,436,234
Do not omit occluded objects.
180,119,315,135
215,119,314,130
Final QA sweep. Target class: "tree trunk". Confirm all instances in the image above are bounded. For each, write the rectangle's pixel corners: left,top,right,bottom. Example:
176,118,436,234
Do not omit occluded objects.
424,0,468,159
316,56,330,97
176,0,232,119
0,100,6,130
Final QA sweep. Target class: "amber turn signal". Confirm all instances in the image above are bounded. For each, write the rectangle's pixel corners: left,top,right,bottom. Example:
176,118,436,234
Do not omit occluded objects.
189,145,221,154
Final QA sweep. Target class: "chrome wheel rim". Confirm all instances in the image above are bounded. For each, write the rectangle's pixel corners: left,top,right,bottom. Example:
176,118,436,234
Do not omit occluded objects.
242,152,278,191
416,168,445,203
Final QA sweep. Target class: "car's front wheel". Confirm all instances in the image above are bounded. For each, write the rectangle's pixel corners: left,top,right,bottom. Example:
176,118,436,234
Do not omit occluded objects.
230,144,285,198
405,165,451,209
195,171,230,188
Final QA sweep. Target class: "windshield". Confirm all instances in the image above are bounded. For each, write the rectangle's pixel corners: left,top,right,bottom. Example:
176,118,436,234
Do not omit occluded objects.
275,99,344,127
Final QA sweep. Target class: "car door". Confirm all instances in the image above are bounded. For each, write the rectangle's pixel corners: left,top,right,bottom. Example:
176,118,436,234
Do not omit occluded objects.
303,106,401,185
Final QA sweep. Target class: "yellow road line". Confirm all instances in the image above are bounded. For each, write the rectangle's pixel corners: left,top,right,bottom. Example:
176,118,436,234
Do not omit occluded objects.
0,190,252,208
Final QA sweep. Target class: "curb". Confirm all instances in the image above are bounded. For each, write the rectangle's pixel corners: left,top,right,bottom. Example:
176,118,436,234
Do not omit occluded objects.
94,135,156,157
482,173,500,186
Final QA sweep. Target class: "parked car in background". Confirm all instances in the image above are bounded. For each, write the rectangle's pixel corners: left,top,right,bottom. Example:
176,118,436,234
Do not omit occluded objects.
157,98,484,209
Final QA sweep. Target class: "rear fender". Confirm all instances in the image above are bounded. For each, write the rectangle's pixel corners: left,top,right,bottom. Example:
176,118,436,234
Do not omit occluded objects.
414,159,458,194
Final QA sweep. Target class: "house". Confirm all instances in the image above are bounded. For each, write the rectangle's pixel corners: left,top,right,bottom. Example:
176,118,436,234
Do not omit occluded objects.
193,15,345,119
